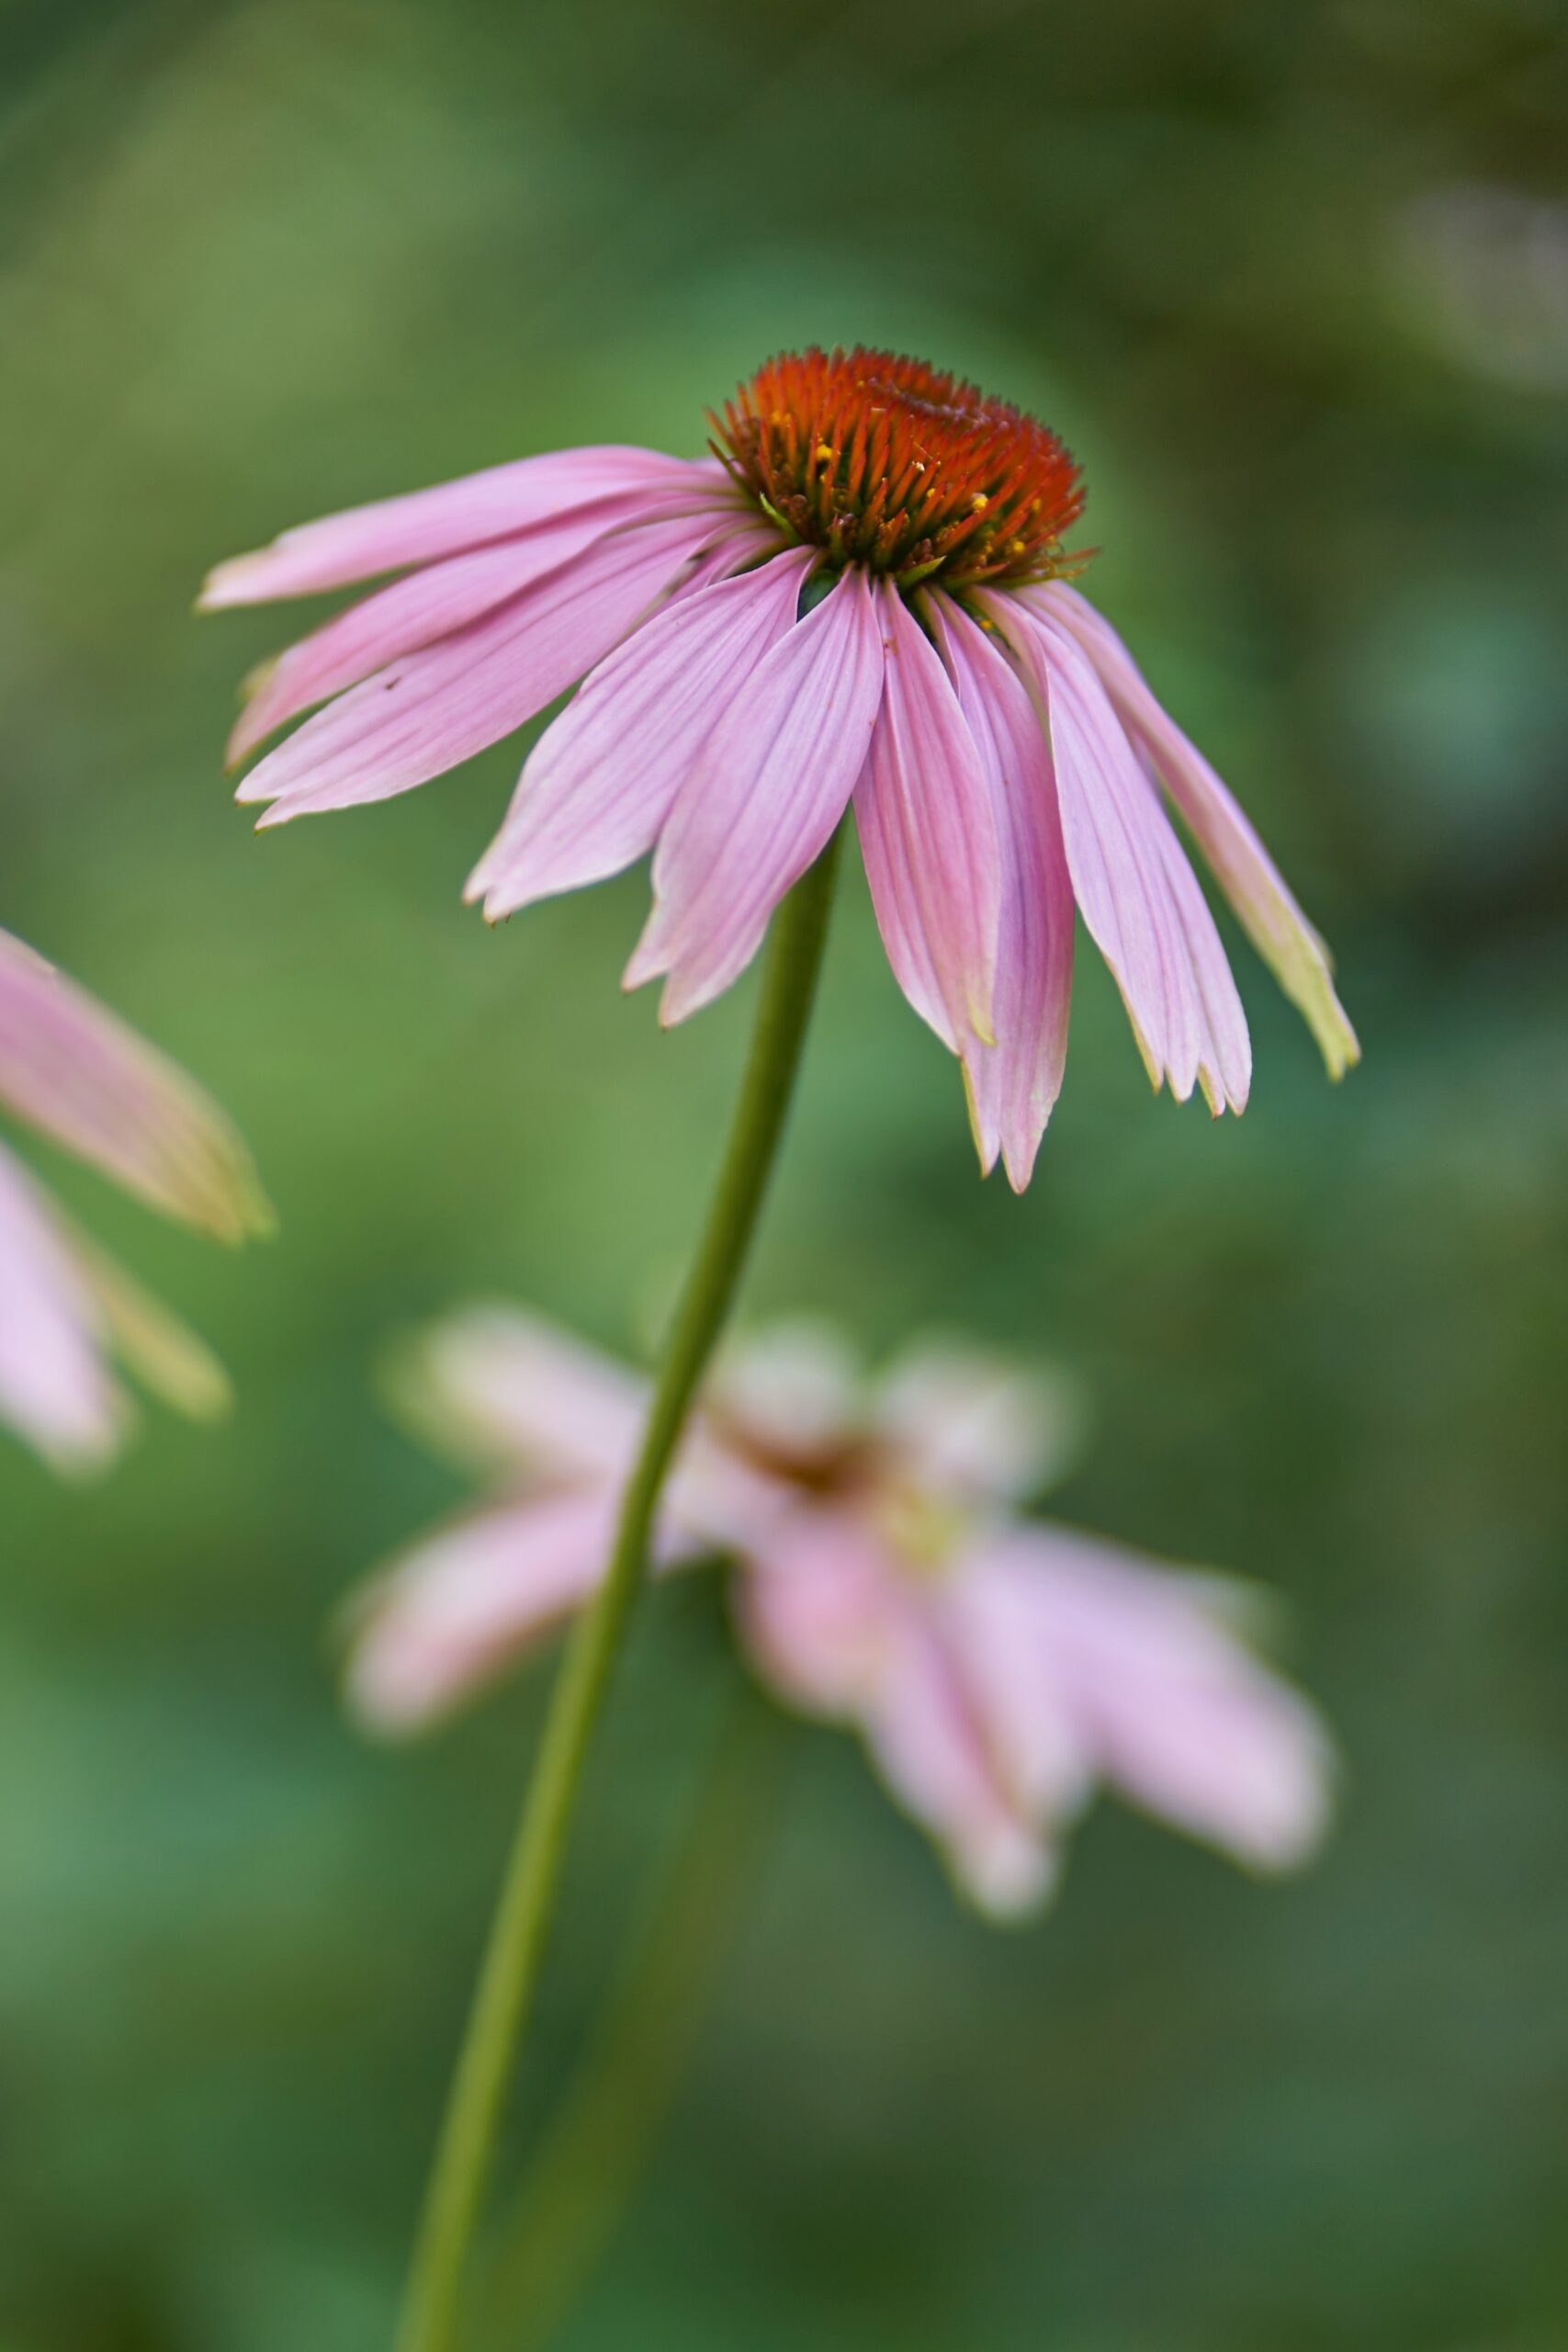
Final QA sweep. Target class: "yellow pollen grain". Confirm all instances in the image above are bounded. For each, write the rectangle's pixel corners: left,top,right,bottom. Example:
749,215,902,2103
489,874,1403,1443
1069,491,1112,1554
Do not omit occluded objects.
814,443,835,463
970,493,989,512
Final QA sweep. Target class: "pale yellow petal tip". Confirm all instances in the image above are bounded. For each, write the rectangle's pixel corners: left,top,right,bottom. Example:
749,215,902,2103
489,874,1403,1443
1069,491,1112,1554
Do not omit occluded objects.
197,551,272,611
958,1059,996,1179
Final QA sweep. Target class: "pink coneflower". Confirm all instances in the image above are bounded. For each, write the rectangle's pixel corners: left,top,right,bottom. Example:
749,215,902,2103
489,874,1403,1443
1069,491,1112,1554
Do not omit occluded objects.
0,925,270,1470
346,1307,1331,1917
206,347,1359,1187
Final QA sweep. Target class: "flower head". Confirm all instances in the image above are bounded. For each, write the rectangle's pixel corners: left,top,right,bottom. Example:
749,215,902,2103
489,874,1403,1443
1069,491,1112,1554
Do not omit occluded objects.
208,346,1358,1185
345,1306,1332,1918
0,925,270,1470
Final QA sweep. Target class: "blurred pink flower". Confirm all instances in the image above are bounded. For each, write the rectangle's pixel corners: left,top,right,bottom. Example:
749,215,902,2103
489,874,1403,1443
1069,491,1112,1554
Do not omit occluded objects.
345,1307,1331,1917
208,347,1357,1189
0,925,270,1471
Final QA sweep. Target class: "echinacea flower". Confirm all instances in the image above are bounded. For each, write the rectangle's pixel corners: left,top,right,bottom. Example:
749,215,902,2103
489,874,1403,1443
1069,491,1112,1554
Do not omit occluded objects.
345,1307,1331,1917
206,347,1359,1188
0,925,270,1471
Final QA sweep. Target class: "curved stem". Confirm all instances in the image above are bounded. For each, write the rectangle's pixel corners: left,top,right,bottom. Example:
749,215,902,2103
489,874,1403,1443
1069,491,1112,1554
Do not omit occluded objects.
476,1687,789,2352
393,832,842,2352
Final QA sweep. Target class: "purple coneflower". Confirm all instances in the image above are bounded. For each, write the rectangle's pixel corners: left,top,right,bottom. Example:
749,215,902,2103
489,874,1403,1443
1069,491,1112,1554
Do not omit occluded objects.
0,926,269,1469
207,347,1358,1187
346,1306,1330,1917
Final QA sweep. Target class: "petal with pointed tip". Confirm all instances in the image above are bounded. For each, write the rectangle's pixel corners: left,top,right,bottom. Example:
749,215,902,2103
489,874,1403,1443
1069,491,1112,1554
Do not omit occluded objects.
1035,582,1359,1079
238,512,717,825
0,927,272,1239
625,566,885,1023
201,447,723,605
470,547,816,918
926,595,1074,1187
852,582,999,1053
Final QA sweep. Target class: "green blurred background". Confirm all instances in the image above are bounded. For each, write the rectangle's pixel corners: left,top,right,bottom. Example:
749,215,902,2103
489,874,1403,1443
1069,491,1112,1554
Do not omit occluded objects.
3,1,1567,2345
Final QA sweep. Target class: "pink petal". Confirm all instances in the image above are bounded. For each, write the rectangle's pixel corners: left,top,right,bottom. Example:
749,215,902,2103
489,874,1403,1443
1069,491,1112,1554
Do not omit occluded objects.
202,447,725,605
468,546,816,919
736,1514,1059,1916
228,488,729,765
344,1491,621,1734
866,1607,1059,1917
237,511,720,826
0,927,270,1239
391,1306,649,1481
852,582,999,1054
0,1143,119,1470
925,595,1074,1187
872,1337,1082,1508
978,1528,1333,1871
735,1511,904,1719
1034,584,1359,1080
982,594,1249,1114
625,565,885,1024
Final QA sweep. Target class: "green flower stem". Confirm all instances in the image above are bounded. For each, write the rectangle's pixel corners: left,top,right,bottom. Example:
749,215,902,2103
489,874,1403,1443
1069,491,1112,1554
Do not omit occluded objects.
393,831,842,2352
477,1688,790,2352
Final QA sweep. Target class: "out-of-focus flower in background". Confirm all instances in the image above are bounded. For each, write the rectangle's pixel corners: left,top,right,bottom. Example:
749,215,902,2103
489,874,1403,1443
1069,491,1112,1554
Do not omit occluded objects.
0,926,270,1472
1388,182,1568,394
207,347,1357,1189
345,1306,1331,1917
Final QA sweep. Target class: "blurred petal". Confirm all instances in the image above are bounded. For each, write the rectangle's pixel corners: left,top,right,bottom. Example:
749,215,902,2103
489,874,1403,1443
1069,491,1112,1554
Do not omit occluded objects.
735,1510,904,1718
983,595,1249,1114
70,1233,233,1425
0,1144,119,1471
201,447,724,605
238,511,720,826
0,927,271,1240
228,489,725,764
737,1513,1058,1917
852,582,999,1052
344,1492,622,1734
873,1337,1085,1506
710,1317,864,1465
1036,583,1359,1080
625,566,884,1023
926,595,1074,1186
386,1305,648,1481
469,547,816,919
867,1610,1059,1918
346,1486,703,1734
981,1528,1333,1871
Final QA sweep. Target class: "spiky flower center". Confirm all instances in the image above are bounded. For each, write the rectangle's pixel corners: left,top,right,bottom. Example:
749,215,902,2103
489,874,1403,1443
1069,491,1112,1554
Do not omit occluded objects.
712,345,1088,591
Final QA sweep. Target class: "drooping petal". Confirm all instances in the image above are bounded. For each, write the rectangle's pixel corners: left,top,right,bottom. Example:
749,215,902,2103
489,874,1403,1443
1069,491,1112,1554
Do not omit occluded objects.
982,594,1249,1114
852,582,999,1052
201,447,724,606
70,1231,232,1425
925,595,1074,1186
625,565,885,1024
386,1305,649,1481
0,928,271,1239
468,547,816,920
228,489,729,765
0,1143,119,1470
237,511,720,826
1033,583,1359,1079
735,1513,1058,1917
865,1606,1060,1917
735,1510,908,1719
976,1528,1333,1871
343,1492,615,1734
872,1336,1084,1508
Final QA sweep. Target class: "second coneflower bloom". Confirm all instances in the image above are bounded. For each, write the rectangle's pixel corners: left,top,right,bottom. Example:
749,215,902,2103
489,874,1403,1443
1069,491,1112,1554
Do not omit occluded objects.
206,346,1358,1185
